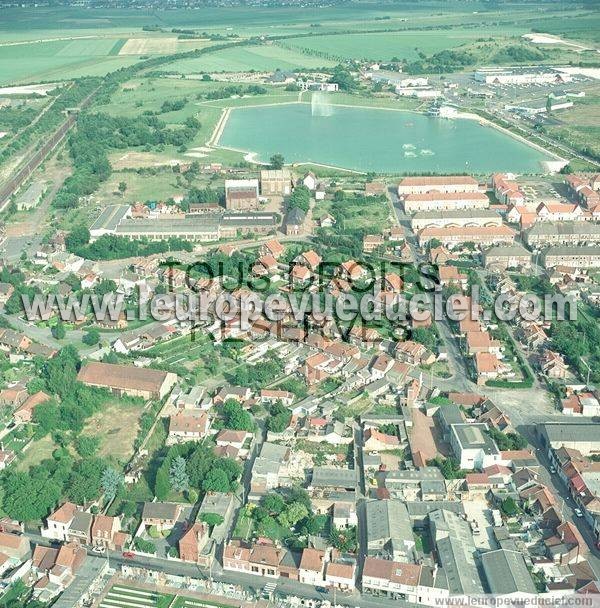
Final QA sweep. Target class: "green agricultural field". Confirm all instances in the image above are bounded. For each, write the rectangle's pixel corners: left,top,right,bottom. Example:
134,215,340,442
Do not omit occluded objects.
166,43,336,74
0,37,139,85
278,28,525,62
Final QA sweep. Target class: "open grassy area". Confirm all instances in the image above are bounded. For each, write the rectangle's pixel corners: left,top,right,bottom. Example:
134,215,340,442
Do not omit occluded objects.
545,84,600,162
0,37,142,85
82,399,145,463
278,28,521,62
166,43,335,73
232,509,254,540
16,435,56,471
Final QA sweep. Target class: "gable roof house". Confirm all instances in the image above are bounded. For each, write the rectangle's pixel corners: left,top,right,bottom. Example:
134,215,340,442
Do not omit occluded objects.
13,391,51,424
365,499,415,561
168,410,210,444
77,362,177,400
41,502,79,542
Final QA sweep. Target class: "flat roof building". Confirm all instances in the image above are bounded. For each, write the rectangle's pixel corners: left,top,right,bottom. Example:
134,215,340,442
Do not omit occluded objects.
539,421,600,456
90,207,278,242
450,423,500,470
225,179,259,210
260,169,292,196
89,205,131,238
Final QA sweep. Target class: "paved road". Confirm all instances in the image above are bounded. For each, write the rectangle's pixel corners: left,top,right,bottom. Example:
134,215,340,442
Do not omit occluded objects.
24,531,416,608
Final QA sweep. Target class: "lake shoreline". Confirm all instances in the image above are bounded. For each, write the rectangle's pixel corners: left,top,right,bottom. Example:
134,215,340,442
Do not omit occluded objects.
215,101,559,174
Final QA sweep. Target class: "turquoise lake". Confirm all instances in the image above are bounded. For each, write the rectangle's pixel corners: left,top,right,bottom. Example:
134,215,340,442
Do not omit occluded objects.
217,102,553,173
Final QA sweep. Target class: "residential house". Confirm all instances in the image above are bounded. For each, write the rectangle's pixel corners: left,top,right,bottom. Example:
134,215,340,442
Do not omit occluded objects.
66,511,93,545
438,266,468,291
362,557,448,606
298,547,326,586
91,515,122,551
179,522,210,565
325,557,356,591
541,350,568,380
141,502,182,531
13,391,50,424
364,428,400,451
41,502,79,542
168,410,210,444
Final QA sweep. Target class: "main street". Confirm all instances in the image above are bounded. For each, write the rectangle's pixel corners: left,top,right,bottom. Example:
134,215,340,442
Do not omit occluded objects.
387,185,600,573
23,531,417,608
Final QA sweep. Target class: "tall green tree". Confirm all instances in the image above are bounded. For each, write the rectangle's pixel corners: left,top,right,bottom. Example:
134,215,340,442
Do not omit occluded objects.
169,456,190,492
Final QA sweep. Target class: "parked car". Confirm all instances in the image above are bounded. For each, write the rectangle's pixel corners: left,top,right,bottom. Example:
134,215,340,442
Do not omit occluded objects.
574,508,583,518
122,551,135,559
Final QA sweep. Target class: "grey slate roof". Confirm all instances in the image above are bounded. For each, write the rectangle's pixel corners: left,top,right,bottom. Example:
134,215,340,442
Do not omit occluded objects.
481,549,536,595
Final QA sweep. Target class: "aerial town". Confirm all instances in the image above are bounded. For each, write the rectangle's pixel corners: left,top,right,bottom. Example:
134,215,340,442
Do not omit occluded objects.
0,1,600,608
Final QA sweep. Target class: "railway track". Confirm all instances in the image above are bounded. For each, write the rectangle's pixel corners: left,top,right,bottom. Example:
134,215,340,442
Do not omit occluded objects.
0,86,98,214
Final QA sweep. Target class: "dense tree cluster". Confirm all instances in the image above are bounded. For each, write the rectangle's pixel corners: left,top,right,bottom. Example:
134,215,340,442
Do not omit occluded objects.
0,79,99,166
329,64,358,91
203,84,267,100
404,49,474,74
287,184,311,213
0,346,143,521
266,400,291,434
153,440,242,500
225,352,284,389
550,316,600,384
53,111,201,210
221,400,255,432
67,230,192,260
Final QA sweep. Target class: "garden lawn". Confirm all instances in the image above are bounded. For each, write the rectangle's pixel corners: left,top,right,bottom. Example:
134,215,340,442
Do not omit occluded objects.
82,399,145,462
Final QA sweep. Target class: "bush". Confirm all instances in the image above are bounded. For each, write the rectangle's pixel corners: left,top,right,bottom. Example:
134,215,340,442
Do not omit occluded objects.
134,538,156,554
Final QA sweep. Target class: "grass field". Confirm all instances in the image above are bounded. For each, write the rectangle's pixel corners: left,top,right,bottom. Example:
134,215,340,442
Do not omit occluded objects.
0,5,594,40
278,28,522,62
17,435,56,472
0,35,212,85
0,37,140,85
173,597,235,608
545,84,600,161
82,400,145,463
166,43,336,74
